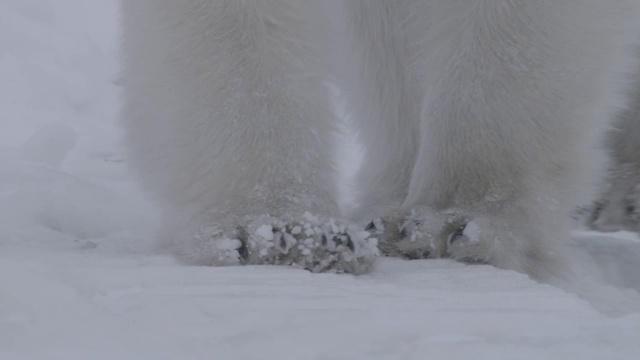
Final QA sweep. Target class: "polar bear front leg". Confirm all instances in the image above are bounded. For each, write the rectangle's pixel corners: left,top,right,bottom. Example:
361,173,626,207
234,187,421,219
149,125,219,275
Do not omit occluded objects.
397,0,637,279
121,1,376,273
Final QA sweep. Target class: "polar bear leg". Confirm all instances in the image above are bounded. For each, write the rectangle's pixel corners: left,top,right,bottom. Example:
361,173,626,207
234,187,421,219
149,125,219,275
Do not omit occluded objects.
401,0,639,279
121,0,376,271
340,1,423,224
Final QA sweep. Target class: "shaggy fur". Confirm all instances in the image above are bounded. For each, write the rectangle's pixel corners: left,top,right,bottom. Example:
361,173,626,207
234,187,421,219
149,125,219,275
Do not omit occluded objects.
591,48,640,233
121,0,640,279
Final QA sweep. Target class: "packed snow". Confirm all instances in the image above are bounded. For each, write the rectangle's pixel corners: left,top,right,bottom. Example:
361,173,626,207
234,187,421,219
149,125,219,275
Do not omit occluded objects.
2,1,640,359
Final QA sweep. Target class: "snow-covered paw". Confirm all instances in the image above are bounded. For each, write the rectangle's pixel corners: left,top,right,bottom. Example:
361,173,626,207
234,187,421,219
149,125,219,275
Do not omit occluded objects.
368,209,493,265
242,213,378,274
368,209,460,260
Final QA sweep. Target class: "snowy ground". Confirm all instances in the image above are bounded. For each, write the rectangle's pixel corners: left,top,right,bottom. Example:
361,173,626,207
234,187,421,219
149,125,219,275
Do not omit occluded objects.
2,2,640,359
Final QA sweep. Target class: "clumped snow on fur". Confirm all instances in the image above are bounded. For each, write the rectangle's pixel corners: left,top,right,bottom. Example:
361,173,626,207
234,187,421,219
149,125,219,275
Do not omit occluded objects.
193,213,377,274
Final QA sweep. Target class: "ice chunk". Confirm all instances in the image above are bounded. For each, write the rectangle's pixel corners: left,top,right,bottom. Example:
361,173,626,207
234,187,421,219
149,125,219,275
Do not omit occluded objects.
255,224,274,241
462,221,481,243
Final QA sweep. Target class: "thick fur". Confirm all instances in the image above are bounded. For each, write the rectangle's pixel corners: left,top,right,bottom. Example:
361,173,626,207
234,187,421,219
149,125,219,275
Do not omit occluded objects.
591,49,640,233
121,0,640,279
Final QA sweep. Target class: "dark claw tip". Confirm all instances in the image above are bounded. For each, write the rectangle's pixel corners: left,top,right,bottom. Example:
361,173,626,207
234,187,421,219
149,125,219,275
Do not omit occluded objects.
237,240,249,263
448,224,467,245
345,234,355,252
364,221,376,231
273,232,286,251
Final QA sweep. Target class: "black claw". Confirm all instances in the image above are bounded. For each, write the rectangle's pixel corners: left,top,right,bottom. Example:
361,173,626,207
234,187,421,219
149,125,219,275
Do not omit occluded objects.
364,221,376,231
344,234,355,252
399,226,408,238
448,224,467,245
235,226,250,263
272,231,286,251
237,240,249,262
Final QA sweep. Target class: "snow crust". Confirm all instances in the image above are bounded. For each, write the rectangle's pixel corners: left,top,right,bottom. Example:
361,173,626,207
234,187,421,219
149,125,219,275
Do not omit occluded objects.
2,1,640,359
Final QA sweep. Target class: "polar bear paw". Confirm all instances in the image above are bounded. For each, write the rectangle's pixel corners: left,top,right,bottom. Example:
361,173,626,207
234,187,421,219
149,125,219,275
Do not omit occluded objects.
195,212,378,274
366,209,485,263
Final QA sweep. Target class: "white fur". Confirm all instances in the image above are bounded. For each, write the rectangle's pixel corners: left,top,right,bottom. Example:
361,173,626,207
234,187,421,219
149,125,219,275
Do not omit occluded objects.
121,0,640,279
121,1,347,266
592,49,640,232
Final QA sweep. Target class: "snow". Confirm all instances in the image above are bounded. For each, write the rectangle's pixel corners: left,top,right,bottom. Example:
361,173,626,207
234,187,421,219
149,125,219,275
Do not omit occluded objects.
2,1,640,359
462,220,481,243
255,224,275,241
3,248,640,360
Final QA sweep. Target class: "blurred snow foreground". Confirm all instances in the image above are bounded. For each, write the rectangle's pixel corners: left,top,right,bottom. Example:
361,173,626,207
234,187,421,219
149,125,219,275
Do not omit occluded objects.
1,1,640,359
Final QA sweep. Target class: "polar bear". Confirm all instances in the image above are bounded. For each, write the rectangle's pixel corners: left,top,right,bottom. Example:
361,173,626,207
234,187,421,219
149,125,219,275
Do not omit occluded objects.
121,0,640,279
590,56,640,233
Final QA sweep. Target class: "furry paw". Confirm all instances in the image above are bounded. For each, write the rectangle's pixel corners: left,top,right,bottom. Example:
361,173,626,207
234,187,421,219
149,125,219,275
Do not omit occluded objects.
366,209,493,265
366,209,465,260
196,212,378,274
367,208,567,279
